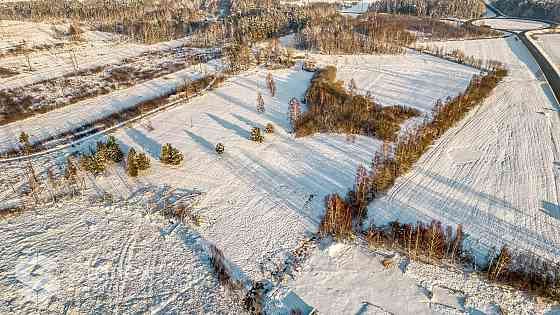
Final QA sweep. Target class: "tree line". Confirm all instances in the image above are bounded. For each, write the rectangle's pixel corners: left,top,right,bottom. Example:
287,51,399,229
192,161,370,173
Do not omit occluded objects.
370,0,486,19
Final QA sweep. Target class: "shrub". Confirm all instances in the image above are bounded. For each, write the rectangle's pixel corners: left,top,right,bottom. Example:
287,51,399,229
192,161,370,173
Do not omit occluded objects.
250,127,264,143
215,143,225,154
79,154,105,175
160,143,184,165
265,123,274,134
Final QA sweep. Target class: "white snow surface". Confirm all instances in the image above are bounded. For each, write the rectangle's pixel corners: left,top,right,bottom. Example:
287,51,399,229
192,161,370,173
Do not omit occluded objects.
0,20,197,91
0,59,223,153
369,36,560,263
532,32,560,74
474,18,549,32
0,197,245,314
313,52,479,112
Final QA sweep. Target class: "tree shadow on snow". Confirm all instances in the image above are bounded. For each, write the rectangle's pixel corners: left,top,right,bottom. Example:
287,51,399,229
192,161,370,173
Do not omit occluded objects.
206,112,250,139
124,127,161,160
184,129,215,152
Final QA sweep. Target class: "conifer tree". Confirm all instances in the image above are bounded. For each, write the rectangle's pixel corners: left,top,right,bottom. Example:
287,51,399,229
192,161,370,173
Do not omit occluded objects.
215,143,225,154
256,91,265,113
136,152,151,171
127,148,138,177
250,127,264,143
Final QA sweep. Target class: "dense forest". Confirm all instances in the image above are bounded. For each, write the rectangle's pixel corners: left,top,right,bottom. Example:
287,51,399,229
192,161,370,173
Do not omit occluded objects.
370,0,486,19
492,0,560,22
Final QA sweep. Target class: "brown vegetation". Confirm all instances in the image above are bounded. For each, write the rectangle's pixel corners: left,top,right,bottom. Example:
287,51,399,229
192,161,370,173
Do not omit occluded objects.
295,66,420,141
370,0,486,19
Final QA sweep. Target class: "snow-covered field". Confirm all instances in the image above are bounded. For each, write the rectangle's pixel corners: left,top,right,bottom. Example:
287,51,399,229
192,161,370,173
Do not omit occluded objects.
0,59,223,153
286,242,550,314
0,20,197,91
531,31,560,73
370,36,560,264
314,52,479,112
0,197,245,314
474,18,549,32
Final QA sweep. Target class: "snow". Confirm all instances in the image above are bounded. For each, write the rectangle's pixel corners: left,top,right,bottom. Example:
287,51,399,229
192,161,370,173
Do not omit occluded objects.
0,20,198,91
0,51,477,281
369,36,560,264
531,31,560,74
0,197,245,314
313,51,479,112
0,59,223,153
286,243,433,314
473,18,549,32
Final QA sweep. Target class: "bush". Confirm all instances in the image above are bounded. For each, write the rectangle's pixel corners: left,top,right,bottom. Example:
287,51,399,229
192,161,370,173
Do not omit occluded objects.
215,143,225,154
79,154,105,175
265,123,274,134
160,143,184,165
250,127,264,143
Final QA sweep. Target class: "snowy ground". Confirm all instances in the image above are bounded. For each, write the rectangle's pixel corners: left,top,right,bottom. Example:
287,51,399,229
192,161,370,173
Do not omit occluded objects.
370,36,560,264
0,20,197,91
313,52,479,112
0,51,477,283
0,58,223,153
531,31,560,73
285,242,553,314
0,197,246,314
473,18,549,32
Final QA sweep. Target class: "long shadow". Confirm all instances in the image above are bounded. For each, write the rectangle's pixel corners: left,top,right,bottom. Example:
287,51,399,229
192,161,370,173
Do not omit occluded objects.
377,168,560,260
231,113,265,130
206,112,249,139
542,201,560,220
184,129,214,152
124,127,161,159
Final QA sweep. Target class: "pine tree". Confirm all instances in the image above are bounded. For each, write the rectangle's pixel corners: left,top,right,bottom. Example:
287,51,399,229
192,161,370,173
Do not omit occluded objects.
127,148,138,177
265,123,274,134
215,143,225,154
256,91,265,113
18,131,31,153
136,152,151,171
160,143,184,165
250,127,264,143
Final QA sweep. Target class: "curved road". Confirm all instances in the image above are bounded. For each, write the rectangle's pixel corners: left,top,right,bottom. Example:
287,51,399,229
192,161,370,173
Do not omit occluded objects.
473,3,560,103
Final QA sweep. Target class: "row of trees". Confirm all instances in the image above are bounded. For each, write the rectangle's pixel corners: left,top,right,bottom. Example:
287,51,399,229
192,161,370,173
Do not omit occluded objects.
492,0,560,22
370,0,486,19
295,13,416,55
0,0,214,43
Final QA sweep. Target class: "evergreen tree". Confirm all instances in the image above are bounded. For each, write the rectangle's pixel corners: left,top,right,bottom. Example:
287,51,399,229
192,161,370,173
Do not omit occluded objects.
256,91,265,113
127,148,138,177
215,143,225,154
136,152,151,171
160,143,184,165
18,131,31,153
265,123,274,134
250,127,264,143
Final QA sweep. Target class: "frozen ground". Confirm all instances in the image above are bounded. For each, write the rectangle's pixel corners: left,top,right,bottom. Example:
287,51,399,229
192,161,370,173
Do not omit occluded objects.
531,31,560,73
370,36,560,263
313,52,479,112
474,18,549,32
0,196,245,314
0,51,477,283
0,58,223,153
0,20,197,91
286,242,552,314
